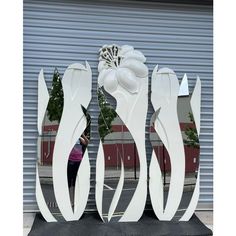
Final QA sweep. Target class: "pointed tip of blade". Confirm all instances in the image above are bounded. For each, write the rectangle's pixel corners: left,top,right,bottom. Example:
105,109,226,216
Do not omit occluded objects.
152,64,159,79
196,75,201,84
38,68,44,80
85,61,91,72
179,73,189,96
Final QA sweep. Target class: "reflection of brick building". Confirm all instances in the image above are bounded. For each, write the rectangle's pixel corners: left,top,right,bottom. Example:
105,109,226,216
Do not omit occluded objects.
103,119,199,173
40,116,58,165
101,95,199,174
40,96,199,173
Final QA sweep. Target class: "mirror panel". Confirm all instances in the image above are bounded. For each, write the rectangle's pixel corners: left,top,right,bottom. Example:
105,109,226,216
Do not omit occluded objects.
98,88,139,222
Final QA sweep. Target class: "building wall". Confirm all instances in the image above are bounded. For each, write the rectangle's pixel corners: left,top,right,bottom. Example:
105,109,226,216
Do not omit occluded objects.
23,0,213,211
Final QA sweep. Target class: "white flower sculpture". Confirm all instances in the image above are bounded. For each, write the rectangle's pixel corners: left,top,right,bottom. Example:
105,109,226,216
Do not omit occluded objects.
98,44,148,94
96,44,149,222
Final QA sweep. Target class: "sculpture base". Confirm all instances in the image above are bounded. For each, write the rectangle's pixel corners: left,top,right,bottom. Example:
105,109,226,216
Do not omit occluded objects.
28,211,212,236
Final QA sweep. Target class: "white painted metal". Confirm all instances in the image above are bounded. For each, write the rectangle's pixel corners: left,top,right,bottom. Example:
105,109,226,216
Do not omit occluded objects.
108,159,124,222
149,149,164,218
190,77,201,135
52,62,92,221
36,69,56,222
37,69,49,135
150,66,185,220
23,0,213,212
95,141,105,222
36,167,57,222
179,74,189,96
97,44,148,222
180,77,201,221
73,148,90,219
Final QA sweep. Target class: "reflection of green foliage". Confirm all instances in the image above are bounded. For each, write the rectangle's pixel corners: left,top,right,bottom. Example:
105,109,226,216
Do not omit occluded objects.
98,88,117,142
81,106,91,138
46,69,91,134
184,112,199,148
47,68,64,122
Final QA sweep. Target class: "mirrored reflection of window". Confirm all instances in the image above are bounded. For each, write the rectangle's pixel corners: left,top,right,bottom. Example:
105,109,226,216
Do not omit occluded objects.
98,88,139,222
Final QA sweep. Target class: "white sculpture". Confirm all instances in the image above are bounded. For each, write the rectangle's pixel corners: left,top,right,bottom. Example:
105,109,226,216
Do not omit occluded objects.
96,44,148,222
36,69,57,222
36,48,202,223
149,65,201,221
36,62,92,222
52,62,91,221
180,77,201,221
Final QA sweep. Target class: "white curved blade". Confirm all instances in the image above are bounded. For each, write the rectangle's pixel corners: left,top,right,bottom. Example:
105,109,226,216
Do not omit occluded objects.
108,159,124,222
118,75,148,222
179,74,189,97
180,77,201,221
190,77,201,135
36,69,56,222
52,62,92,221
180,169,200,221
36,165,57,222
73,149,90,218
98,45,148,222
149,151,164,218
150,67,185,220
37,69,49,136
95,141,105,222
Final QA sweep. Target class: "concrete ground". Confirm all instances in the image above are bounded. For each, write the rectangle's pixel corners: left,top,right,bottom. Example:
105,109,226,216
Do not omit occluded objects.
23,213,36,236
23,211,213,236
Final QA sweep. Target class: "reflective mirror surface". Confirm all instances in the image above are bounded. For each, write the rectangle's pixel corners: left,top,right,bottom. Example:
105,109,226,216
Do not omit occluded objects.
174,95,199,220
38,113,61,220
98,88,139,222
37,67,91,221
38,108,91,221
149,90,200,221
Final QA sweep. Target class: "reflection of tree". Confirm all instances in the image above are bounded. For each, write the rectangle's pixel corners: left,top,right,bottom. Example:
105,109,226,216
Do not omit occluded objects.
81,106,91,138
46,68,91,132
98,88,117,142
184,112,199,148
47,68,64,122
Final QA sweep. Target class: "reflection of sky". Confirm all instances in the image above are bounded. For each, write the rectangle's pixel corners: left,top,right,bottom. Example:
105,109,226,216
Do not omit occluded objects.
179,74,189,96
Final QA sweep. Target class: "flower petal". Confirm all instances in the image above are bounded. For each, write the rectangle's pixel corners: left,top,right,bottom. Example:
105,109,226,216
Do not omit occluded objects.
116,68,139,94
103,70,118,93
98,68,112,87
120,59,148,78
122,50,146,62
119,45,134,56
98,61,107,72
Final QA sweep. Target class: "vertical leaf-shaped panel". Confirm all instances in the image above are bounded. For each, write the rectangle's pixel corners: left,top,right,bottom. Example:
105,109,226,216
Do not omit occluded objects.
150,66,185,220
52,62,92,221
180,77,201,221
97,45,148,222
36,69,57,222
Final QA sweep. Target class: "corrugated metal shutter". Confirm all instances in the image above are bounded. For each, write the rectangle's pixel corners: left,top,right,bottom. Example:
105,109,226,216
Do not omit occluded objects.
23,0,213,212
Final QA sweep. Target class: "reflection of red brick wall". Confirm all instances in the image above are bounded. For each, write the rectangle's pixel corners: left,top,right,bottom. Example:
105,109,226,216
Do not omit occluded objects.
41,141,55,165
184,146,200,173
153,146,199,173
41,125,58,165
103,144,140,168
41,123,199,173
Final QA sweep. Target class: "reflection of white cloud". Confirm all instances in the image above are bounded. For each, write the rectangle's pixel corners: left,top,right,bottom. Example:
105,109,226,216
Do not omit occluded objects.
179,74,189,96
